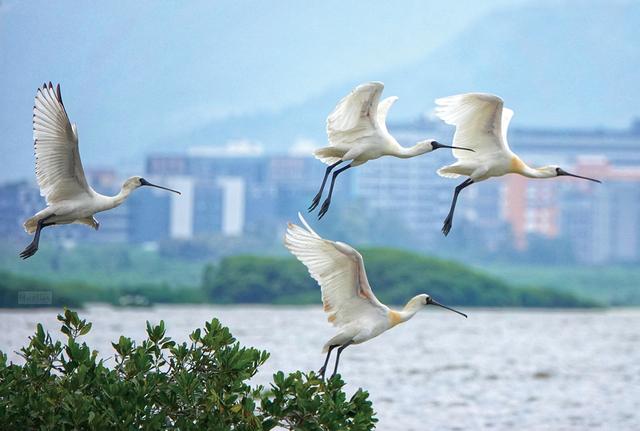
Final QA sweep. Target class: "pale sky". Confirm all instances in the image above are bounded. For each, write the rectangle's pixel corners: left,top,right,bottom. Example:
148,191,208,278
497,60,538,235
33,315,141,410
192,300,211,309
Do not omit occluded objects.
0,0,533,180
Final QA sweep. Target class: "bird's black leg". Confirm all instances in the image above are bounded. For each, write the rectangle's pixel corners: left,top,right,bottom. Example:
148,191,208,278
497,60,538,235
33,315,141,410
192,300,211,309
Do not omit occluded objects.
331,340,354,378
318,163,352,220
318,345,338,380
20,214,56,259
309,161,343,212
442,178,474,236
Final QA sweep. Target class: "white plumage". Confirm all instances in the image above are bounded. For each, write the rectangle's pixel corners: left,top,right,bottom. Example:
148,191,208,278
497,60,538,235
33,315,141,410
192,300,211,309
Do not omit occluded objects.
285,213,467,378
20,83,181,259
435,93,512,162
309,82,472,219
33,83,93,205
434,92,601,236
285,213,385,332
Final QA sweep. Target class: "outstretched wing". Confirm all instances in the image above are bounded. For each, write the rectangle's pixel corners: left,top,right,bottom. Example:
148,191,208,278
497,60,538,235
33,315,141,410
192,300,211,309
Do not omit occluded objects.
434,93,513,160
377,96,398,136
501,107,514,144
33,82,94,204
326,81,385,147
285,213,385,327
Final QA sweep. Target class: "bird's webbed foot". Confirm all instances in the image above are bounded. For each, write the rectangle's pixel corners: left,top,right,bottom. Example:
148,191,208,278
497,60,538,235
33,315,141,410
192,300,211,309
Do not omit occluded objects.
308,191,322,212
318,198,332,219
442,216,453,236
19,241,39,259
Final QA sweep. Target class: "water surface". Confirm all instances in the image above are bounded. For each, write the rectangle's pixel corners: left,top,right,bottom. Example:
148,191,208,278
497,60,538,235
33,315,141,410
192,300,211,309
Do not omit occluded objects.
2,306,638,430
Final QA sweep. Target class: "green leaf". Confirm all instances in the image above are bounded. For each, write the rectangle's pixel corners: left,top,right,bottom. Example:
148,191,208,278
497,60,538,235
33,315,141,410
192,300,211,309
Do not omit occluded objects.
1,309,377,430
79,322,92,336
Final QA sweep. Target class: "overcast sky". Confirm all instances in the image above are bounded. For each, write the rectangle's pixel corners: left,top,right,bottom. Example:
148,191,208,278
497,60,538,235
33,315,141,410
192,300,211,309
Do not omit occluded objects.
0,0,532,180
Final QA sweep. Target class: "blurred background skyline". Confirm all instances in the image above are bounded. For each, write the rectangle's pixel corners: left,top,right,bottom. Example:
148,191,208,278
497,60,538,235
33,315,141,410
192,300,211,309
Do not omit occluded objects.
1,0,639,308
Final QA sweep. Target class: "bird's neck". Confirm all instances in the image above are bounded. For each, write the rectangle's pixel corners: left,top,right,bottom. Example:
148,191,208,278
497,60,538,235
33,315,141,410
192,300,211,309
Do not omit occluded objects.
393,143,424,159
511,157,549,178
388,306,420,327
110,186,134,208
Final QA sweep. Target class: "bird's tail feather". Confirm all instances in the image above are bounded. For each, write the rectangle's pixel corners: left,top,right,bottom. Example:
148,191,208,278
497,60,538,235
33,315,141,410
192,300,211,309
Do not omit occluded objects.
313,147,343,165
23,209,55,234
23,216,39,234
322,333,352,353
437,165,463,179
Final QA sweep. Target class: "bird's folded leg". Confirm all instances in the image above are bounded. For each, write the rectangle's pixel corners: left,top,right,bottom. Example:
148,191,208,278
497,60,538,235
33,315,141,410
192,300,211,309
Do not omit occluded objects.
309,161,342,212
331,340,353,378
442,178,474,236
19,214,55,259
318,163,352,220
318,345,338,380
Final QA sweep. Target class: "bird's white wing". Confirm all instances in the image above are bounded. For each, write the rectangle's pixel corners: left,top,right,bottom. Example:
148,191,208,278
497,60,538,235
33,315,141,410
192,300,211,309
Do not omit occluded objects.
434,93,513,159
33,82,94,204
326,82,384,147
285,213,385,327
501,107,514,144
377,96,398,136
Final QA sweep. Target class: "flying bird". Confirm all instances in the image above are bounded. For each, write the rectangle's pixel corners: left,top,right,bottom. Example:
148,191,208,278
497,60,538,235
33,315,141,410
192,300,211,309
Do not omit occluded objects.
285,213,467,379
20,82,181,259
308,81,473,219
435,93,601,236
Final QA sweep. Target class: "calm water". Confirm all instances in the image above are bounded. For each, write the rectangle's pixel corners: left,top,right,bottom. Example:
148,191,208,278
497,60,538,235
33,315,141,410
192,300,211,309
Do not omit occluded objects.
1,306,639,430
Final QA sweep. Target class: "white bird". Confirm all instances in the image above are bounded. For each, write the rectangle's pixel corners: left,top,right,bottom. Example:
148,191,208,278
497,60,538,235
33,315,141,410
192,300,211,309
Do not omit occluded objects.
284,213,467,379
435,93,601,236
309,81,473,219
20,82,181,259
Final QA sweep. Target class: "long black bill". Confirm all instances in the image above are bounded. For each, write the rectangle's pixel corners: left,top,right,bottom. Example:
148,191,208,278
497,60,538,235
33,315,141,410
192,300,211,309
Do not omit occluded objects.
556,168,601,183
140,178,182,194
432,141,475,152
428,298,468,318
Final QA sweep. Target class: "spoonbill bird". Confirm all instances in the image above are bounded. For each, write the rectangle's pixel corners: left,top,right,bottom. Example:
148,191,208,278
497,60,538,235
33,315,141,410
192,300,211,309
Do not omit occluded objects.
308,81,473,219
435,93,601,236
284,213,467,379
19,83,181,259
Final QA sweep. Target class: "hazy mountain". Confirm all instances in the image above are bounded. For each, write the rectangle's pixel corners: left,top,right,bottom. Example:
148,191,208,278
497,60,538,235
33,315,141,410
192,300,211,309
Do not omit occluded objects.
2,0,512,179
180,0,640,153
383,0,640,129
1,1,638,178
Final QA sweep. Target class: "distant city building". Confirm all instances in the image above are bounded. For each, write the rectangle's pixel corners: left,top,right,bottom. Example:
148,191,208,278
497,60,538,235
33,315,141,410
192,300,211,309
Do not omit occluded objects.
375,117,640,262
0,181,41,240
145,143,339,242
1,122,638,264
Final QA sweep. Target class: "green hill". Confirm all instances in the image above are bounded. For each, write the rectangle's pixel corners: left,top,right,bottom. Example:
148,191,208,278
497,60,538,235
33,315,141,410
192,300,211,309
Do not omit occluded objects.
1,246,600,308
203,248,599,308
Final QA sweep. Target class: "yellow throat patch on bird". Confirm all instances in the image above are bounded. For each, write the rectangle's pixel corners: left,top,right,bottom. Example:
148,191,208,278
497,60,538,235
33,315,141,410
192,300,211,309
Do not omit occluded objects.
388,310,403,327
510,156,527,174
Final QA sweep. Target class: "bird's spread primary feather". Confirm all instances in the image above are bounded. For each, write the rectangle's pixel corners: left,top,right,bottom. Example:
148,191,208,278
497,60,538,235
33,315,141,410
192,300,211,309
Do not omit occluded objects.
33,83,94,204
284,213,385,329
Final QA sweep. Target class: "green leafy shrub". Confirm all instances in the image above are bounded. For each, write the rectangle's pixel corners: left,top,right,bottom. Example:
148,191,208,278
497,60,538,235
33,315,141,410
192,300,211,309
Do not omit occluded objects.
0,309,377,430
